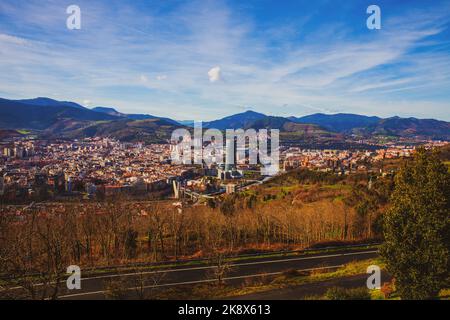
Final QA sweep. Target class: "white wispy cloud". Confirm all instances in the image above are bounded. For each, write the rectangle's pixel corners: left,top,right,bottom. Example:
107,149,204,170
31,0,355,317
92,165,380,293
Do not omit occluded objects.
0,33,28,45
0,0,449,121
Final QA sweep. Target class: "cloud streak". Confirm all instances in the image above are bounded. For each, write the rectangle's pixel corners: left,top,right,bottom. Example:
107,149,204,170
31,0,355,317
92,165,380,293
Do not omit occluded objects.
0,0,449,121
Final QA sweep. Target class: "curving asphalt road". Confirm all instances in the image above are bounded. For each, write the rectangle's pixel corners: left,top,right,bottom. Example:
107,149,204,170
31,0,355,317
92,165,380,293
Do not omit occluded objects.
1,247,378,300
65,249,377,299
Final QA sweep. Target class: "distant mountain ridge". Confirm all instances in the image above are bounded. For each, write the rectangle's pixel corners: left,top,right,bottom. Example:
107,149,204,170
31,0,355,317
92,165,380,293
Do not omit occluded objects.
45,118,181,144
0,98,118,130
0,97,179,129
288,113,381,133
91,105,179,124
203,110,267,129
0,97,449,141
361,116,450,140
200,110,449,140
91,107,123,117
17,97,86,110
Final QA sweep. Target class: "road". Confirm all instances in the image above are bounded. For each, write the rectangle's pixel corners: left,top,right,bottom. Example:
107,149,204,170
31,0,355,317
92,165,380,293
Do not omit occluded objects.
233,272,392,300
2,248,378,300
61,249,378,300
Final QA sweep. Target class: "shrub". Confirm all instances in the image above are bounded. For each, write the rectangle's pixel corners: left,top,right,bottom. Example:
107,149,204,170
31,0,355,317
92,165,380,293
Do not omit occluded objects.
380,280,395,299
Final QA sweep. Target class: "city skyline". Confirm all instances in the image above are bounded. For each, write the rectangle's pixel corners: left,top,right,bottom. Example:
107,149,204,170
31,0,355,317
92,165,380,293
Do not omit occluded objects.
1,0,450,121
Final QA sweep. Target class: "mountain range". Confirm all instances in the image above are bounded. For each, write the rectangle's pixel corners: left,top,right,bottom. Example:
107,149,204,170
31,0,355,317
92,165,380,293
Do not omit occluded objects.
202,110,450,141
0,97,449,143
91,105,179,124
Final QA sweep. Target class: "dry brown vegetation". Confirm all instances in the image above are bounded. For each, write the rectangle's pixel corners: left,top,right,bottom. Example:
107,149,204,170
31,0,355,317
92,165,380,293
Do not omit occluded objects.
0,170,391,299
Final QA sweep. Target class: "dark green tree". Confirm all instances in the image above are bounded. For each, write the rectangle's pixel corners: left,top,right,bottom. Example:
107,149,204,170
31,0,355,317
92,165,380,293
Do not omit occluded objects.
380,148,450,299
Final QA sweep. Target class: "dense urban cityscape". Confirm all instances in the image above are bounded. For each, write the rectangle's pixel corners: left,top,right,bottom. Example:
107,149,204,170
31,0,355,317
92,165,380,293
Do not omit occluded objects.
1,134,447,203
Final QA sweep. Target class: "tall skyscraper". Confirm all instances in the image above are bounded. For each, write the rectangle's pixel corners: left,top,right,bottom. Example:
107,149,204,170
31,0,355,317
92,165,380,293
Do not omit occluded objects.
225,137,235,171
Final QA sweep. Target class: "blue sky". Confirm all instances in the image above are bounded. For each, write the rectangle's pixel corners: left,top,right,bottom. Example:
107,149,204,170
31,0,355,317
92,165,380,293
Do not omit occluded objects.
0,0,449,121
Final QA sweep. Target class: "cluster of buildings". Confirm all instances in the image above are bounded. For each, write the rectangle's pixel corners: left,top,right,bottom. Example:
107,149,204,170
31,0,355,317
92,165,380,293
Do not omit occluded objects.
0,137,194,202
0,134,447,203
281,148,379,174
280,141,447,174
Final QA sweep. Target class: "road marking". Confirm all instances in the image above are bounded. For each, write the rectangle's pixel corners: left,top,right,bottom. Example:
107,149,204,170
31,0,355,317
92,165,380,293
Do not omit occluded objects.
57,264,345,299
2,250,377,291
81,250,377,281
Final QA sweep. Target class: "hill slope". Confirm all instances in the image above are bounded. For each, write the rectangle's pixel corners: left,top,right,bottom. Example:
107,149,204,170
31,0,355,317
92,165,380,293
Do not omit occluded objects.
17,97,86,110
203,110,267,129
360,117,450,140
289,113,381,133
91,106,180,124
46,118,184,144
289,113,450,140
0,98,118,130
